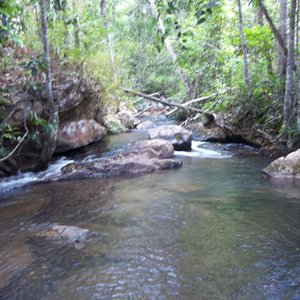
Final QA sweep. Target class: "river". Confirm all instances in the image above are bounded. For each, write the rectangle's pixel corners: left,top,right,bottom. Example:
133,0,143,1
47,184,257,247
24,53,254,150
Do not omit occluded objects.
0,125,300,299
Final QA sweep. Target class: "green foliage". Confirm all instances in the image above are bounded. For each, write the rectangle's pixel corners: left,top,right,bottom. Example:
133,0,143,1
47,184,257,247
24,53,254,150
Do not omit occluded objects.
20,57,45,77
106,116,125,134
0,0,290,146
1,124,20,142
0,0,20,44
0,123,21,157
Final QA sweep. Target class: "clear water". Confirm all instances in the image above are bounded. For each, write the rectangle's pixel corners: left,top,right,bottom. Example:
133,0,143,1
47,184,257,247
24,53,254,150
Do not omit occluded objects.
0,131,300,299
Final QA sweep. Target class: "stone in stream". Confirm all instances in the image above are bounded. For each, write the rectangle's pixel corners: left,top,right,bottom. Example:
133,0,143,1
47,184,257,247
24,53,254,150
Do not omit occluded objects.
117,110,140,129
133,139,174,158
136,120,156,130
55,119,106,153
60,139,182,180
36,224,89,244
148,125,192,151
262,148,300,180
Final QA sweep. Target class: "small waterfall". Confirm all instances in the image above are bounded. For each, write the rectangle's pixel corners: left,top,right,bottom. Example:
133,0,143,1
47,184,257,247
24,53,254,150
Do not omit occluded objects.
0,157,74,194
174,141,232,158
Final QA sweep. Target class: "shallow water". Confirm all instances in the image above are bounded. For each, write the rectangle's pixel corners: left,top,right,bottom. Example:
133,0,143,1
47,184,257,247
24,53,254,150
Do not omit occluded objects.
0,131,300,299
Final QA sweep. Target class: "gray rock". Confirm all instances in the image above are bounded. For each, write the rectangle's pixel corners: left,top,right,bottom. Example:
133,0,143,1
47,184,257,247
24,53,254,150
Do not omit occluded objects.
117,111,140,129
133,139,174,159
55,119,106,153
262,149,300,180
136,120,156,130
187,122,227,142
60,141,182,180
37,224,89,243
149,125,192,151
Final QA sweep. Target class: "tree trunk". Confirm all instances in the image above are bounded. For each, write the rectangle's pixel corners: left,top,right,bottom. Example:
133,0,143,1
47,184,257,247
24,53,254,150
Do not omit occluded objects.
100,0,117,81
258,0,288,58
296,0,300,130
257,6,264,25
284,0,296,128
37,0,59,170
278,0,287,75
257,5,273,75
148,0,192,95
237,0,251,96
72,0,79,48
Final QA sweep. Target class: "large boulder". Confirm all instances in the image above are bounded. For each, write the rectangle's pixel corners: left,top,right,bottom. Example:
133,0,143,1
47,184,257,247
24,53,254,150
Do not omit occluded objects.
136,120,156,130
262,149,300,180
55,119,106,153
117,110,140,129
133,139,174,159
187,122,227,142
149,125,192,151
60,141,182,180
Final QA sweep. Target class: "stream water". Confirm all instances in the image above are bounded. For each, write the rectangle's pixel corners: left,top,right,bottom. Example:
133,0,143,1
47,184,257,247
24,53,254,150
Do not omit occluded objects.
0,124,300,299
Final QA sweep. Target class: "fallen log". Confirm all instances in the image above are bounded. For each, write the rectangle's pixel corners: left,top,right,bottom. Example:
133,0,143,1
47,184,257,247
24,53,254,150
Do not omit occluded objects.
122,88,215,121
166,93,217,116
134,104,155,117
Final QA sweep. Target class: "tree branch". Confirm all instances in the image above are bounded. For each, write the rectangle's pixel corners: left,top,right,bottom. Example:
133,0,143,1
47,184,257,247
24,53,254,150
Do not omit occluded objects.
0,130,29,162
122,87,215,119
166,93,217,116
258,0,288,57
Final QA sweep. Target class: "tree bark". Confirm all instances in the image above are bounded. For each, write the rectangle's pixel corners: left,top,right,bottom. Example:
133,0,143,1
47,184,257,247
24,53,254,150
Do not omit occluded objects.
257,6,264,25
237,0,251,96
296,0,300,130
37,0,59,170
257,4,273,75
148,0,192,95
284,0,296,128
278,0,287,74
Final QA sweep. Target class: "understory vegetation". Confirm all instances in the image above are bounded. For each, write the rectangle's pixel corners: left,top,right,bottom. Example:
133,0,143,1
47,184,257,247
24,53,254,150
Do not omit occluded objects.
1,0,300,167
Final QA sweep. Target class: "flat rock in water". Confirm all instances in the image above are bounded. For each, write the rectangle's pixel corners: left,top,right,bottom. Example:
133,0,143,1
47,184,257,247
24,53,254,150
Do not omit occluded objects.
60,140,182,180
263,148,300,180
148,125,192,151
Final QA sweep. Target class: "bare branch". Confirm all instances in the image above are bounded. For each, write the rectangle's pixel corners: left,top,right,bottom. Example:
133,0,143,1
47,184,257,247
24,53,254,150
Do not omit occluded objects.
122,87,215,120
0,130,29,162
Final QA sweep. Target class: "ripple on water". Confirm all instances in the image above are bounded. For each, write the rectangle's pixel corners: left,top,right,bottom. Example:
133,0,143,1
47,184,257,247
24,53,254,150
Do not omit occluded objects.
0,129,300,299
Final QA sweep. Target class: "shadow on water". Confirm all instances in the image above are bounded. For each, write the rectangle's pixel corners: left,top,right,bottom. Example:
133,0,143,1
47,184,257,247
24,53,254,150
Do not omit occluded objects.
0,128,300,299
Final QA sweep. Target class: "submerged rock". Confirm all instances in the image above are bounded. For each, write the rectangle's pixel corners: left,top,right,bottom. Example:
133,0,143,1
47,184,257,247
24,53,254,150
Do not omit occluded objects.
262,149,300,180
60,139,182,180
55,119,106,153
149,125,192,151
0,242,32,289
37,224,89,243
